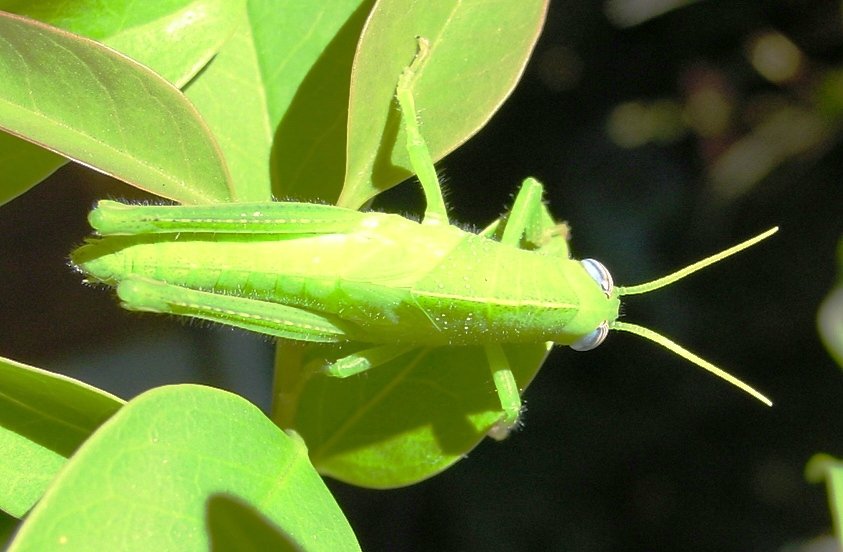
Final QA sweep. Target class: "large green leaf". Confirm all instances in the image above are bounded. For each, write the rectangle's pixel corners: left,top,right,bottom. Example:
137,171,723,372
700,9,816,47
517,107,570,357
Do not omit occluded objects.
274,342,550,488
339,0,549,208
185,0,374,203
0,12,233,203
0,356,123,518
9,385,359,551
2,0,240,87
183,6,274,203
0,2,241,205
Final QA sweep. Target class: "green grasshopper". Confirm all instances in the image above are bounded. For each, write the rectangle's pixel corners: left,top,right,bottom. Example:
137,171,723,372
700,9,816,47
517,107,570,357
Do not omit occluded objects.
71,39,776,432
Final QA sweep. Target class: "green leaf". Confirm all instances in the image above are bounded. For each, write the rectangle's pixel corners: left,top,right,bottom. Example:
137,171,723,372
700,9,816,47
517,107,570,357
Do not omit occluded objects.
207,494,304,552
183,7,272,203
9,385,359,552
339,0,549,209
0,1,241,205
274,342,550,488
0,356,124,518
2,0,242,87
185,0,374,203
0,12,233,204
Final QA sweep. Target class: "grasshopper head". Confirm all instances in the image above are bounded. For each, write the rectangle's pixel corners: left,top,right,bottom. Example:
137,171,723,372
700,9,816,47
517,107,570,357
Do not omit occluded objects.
567,258,618,352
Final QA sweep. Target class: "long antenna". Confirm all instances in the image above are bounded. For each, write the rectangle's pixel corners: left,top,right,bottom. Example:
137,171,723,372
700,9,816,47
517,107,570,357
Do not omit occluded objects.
617,227,778,296
611,321,772,406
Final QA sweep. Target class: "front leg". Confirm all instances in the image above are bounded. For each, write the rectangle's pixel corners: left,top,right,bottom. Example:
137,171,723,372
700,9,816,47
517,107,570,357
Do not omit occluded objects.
494,177,571,258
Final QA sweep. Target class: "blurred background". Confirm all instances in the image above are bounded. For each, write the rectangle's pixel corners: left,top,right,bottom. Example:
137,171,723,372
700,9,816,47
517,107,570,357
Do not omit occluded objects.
2,0,842,550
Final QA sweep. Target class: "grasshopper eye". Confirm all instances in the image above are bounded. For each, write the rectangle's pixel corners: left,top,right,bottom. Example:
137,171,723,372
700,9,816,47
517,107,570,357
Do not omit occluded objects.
570,321,609,351
580,258,613,297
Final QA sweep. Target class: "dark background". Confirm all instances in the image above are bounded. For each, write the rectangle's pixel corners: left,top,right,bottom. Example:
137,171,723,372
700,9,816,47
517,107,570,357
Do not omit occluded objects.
2,1,842,550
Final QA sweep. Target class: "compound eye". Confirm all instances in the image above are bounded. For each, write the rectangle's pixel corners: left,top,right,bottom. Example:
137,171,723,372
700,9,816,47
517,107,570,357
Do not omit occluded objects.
569,321,609,352
580,258,613,297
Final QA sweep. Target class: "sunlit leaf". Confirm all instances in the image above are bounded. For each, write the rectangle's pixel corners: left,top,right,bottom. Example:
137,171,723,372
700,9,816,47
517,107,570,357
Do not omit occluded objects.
185,0,374,202
340,0,549,208
0,13,233,203
10,385,359,551
274,342,549,488
0,356,123,517
0,1,241,204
